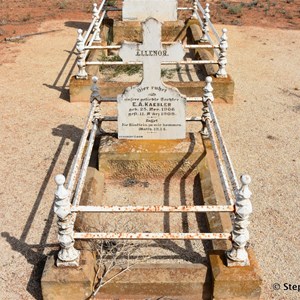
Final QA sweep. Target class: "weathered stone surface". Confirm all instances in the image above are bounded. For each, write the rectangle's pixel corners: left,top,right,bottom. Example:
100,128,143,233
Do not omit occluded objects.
199,139,233,250
69,74,99,103
123,0,177,22
98,133,205,178
209,248,262,299
111,20,185,44
118,18,186,139
95,263,211,299
75,167,105,250
41,251,96,300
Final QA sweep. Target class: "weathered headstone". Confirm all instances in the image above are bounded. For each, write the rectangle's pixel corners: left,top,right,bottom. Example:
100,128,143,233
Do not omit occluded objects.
123,0,177,22
117,18,186,139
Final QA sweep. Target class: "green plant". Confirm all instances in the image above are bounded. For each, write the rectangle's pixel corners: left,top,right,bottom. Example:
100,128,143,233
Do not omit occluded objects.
106,0,117,6
99,54,142,77
58,0,68,9
221,1,230,9
228,4,243,14
245,0,258,8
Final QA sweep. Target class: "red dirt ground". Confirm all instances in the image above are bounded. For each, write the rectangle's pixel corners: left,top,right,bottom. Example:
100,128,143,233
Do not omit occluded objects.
0,0,299,43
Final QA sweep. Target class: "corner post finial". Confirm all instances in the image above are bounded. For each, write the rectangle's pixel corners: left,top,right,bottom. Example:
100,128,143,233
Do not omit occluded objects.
216,28,228,78
192,0,198,19
201,76,214,138
226,174,253,266
54,174,80,267
200,3,210,42
76,29,88,79
92,3,98,18
90,76,101,102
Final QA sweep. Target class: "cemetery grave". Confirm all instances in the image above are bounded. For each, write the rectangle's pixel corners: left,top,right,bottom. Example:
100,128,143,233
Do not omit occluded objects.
41,1,262,299
69,0,234,104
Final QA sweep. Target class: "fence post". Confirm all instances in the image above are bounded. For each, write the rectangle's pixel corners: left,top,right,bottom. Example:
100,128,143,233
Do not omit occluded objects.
201,76,214,138
54,174,80,267
200,3,210,42
90,76,101,102
93,3,102,42
192,0,198,19
76,29,88,79
92,3,98,18
227,174,252,266
216,28,228,78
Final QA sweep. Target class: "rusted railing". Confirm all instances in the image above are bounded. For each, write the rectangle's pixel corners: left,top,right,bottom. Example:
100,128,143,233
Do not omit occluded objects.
75,0,228,80
54,76,252,268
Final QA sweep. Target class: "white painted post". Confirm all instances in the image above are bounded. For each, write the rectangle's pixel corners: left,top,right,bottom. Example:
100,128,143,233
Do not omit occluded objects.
200,3,210,42
227,174,252,266
201,76,214,138
93,3,101,42
76,29,88,79
216,28,228,78
90,76,101,102
94,27,101,42
192,0,198,19
92,3,98,18
54,174,80,267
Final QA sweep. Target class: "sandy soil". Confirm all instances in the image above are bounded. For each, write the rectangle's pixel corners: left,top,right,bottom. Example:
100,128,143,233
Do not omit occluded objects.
0,5,300,300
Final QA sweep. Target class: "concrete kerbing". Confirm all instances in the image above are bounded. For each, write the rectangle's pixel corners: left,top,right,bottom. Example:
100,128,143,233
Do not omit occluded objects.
209,248,263,300
41,250,96,300
95,263,211,299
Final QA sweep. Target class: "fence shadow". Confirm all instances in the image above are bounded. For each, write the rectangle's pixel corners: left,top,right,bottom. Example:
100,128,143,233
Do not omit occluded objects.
1,124,83,299
157,132,208,265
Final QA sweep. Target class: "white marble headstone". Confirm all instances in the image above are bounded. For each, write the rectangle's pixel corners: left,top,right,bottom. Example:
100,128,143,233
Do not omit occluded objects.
117,18,186,140
123,0,178,22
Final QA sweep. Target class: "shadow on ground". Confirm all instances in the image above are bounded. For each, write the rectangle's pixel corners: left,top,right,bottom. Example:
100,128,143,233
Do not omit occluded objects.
1,124,83,299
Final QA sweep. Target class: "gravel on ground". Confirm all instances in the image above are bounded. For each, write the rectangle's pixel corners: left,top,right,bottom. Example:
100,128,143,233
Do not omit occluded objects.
0,20,299,299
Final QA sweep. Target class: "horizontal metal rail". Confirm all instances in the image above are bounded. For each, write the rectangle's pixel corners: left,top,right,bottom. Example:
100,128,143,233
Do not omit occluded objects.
177,7,193,10
72,205,234,213
207,100,239,194
66,100,97,192
87,60,217,66
74,232,231,240
83,10,107,61
84,44,219,50
98,116,202,122
72,119,99,207
206,119,234,206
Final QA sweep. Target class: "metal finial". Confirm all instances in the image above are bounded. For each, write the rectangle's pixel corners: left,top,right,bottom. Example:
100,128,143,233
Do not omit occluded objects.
216,28,228,78
203,76,214,103
55,174,69,200
90,76,101,102
226,174,253,266
200,3,210,42
77,28,83,41
205,3,210,15
92,3,98,17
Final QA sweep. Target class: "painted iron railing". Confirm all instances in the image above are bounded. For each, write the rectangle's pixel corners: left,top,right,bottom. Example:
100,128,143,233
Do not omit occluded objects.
75,0,228,80
54,76,252,268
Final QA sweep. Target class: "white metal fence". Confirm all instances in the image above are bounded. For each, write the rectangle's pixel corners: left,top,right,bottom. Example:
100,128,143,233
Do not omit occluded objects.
54,76,252,268
75,0,229,80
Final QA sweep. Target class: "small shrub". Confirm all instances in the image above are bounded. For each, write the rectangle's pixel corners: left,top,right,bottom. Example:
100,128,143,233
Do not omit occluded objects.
228,4,243,14
221,1,230,9
99,54,142,77
22,13,31,22
106,0,117,6
58,0,68,9
245,0,258,8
